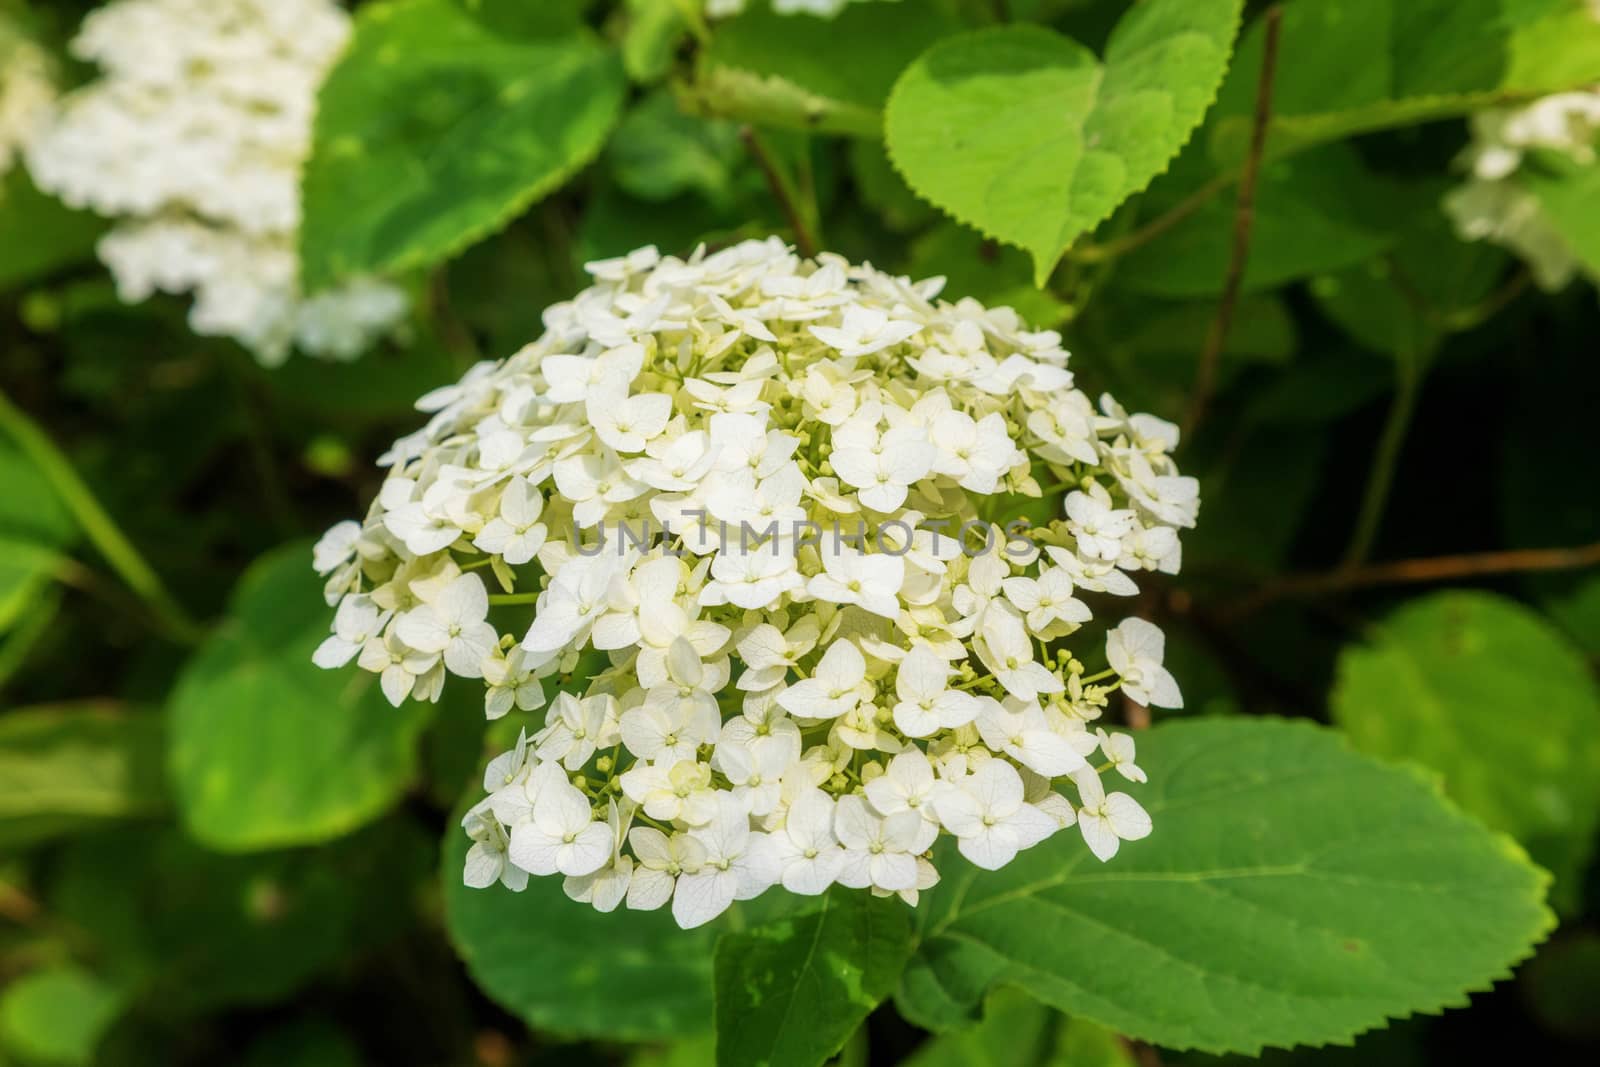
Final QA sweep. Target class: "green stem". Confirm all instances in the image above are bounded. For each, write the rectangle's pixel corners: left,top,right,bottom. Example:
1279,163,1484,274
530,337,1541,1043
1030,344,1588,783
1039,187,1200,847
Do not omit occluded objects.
741,127,820,258
488,592,540,606
0,389,205,645
1342,349,1425,568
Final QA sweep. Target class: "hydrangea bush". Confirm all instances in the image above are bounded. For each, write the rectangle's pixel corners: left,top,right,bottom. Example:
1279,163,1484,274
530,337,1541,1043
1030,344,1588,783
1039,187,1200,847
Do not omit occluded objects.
24,0,407,364
313,239,1195,927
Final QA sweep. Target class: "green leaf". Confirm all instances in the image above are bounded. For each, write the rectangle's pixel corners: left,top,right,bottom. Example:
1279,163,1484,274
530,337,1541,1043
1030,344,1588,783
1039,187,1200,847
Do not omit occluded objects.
609,91,745,208
577,182,735,264
0,538,57,637
1523,158,1600,283
448,0,588,40
0,438,75,548
1332,591,1600,915
0,704,166,850
1309,192,1509,358
0,965,124,1067
622,0,688,85
1069,288,1294,420
1050,1017,1137,1067
50,820,430,1013
901,988,1060,1067
167,544,433,851
442,793,718,1040
300,0,625,291
900,718,1553,1054
1117,143,1403,297
713,888,913,1067
1208,0,1600,163
850,140,938,234
885,1,1244,284
685,4,961,138
1181,428,1327,571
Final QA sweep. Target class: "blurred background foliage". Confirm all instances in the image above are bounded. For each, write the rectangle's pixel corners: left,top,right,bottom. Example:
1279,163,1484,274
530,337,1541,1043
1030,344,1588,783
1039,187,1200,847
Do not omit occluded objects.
1,0,1599,1065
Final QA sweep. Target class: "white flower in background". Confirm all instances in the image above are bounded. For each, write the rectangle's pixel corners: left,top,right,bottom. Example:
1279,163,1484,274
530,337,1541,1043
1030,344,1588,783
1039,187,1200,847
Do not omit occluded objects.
311,240,1198,926
0,29,54,178
24,0,408,364
1444,86,1600,290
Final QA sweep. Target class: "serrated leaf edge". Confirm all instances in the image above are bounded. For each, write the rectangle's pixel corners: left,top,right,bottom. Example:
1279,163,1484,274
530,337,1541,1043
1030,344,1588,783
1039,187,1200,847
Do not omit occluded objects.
907,717,1557,1057
883,6,1244,289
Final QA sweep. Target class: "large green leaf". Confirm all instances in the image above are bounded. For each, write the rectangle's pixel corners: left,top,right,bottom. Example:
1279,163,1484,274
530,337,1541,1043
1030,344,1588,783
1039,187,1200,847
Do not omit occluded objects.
713,888,913,1067
0,704,166,850
898,718,1553,1054
885,1,1243,284
300,0,625,291
167,544,433,851
441,797,719,1041
1208,0,1600,163
1333,592,1600,914
684,4,961,137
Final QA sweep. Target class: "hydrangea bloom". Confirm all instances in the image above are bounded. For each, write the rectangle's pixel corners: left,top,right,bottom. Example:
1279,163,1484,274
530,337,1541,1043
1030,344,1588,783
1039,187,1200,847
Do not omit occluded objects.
313,239,1198,928
24,0,407,365
1444,88,1600,290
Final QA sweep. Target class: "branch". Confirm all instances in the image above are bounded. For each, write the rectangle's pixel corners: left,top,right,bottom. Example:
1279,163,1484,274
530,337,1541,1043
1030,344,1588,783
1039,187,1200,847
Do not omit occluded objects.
1182,6,1283,440
1224,541,1600,620
741,126,820,258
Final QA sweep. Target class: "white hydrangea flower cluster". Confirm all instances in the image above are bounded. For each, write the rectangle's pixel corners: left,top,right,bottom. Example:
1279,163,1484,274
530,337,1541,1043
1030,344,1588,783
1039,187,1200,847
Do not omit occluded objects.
0,26,54,176
1444,88,1600,290
312,239,1196,929
23,0,407,365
